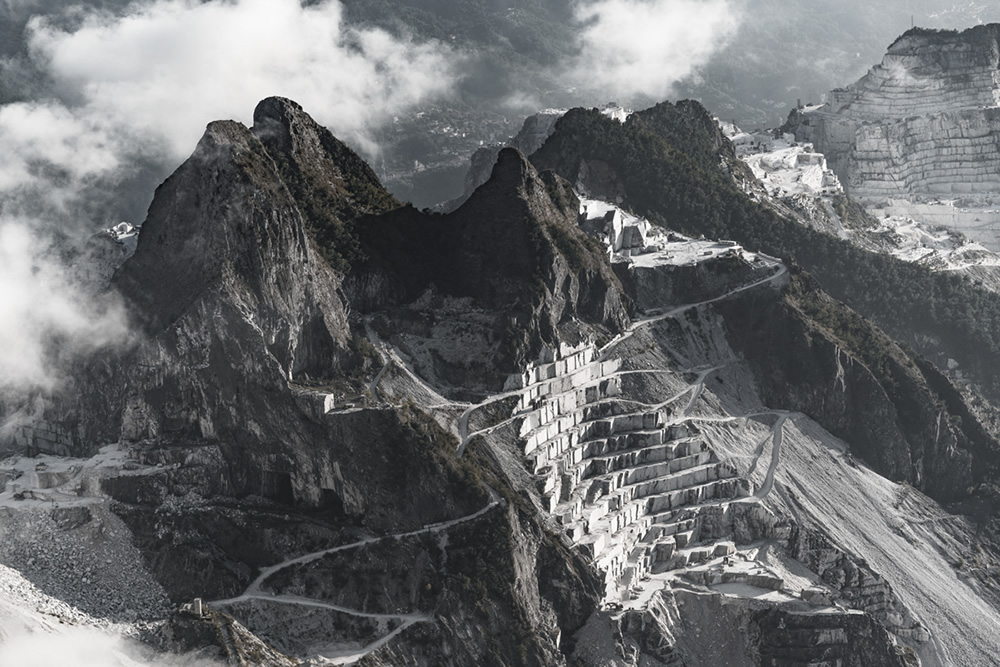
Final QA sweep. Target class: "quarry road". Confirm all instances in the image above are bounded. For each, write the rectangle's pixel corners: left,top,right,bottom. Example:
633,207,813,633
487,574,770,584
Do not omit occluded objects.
455,259,786,458
745,429,775,478
682,363,729,417
600,258,787,359
751,413,787,500
215,486,502,603
211,488,503,661
324,617,430,665
220,593,430,622
363,320,464,408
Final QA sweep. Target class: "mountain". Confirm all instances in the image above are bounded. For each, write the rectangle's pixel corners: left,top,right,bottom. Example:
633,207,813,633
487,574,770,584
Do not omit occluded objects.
672,1,1000,129
2,90,1000,666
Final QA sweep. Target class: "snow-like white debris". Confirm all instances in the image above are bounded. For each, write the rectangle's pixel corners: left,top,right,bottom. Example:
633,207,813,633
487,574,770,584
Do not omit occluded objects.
720,122,842,198
0,446,171,627
599,103,632,123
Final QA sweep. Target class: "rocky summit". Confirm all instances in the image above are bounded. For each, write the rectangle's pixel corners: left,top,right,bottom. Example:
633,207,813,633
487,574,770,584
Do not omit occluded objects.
3,90,1000,667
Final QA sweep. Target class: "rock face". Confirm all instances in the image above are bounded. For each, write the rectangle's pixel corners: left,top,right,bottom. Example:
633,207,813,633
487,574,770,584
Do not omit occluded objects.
786,25,1000,247
116,113,351,379
442,105,632,213
715,272,977,500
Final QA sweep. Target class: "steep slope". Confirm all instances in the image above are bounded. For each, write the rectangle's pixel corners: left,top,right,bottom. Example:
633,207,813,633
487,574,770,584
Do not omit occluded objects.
0,97,632,665
450,196,1000,665
6,92,1000,666
115,116,351,379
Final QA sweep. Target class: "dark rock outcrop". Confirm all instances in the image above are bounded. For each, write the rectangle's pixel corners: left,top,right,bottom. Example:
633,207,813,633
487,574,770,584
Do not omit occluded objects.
346,147,630,391
3,97,620,665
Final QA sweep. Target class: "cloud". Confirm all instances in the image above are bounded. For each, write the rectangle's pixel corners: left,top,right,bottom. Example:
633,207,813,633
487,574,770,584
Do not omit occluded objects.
0,222,130,395
26,0,460,159
0,625,222,666
0,0,462,396
569,0,741,101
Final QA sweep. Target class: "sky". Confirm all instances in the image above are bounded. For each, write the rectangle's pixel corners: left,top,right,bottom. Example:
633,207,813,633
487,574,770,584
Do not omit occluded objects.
570,0,741,100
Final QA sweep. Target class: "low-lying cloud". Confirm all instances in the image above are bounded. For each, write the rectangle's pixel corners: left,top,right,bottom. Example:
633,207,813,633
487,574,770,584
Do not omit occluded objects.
0,0,462,395
0,625,221,666
0,223,130,395
570,0,741,101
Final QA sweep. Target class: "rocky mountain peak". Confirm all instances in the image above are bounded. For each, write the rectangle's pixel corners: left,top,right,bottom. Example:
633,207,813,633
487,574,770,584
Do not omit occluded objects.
785,22,1000,244
485,145,532,191
460,146,578,233
888,23,1000,57
250,96,399,272
114,118,303,333
251,96,311,155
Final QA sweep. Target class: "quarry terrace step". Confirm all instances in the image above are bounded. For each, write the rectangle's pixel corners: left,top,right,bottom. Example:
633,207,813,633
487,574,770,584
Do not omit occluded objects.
643,516,702,543
519,379,623,445
554,458,728,522
527,422,697,474
580,400,665,422
541,440,707,493
562,475,744,548
585,450,717,486
533,439,708,503
522,397,665,458
513,359,623,414
581,425,696,457
582,438,706,475
658,540,740,571
577,412,668,439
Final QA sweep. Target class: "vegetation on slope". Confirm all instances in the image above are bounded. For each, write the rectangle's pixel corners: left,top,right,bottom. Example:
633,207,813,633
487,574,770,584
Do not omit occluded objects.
531,101,1000,402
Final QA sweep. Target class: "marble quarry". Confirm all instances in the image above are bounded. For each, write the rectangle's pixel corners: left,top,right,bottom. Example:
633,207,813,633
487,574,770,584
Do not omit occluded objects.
513,342,749,600
787,25,1000,249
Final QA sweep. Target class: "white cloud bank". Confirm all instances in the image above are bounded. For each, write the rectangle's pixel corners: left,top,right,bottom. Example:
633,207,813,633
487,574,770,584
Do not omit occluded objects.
0,626,221,666
0,0,461,394
570,0,741,100
27,0,459,158
0,223,130,395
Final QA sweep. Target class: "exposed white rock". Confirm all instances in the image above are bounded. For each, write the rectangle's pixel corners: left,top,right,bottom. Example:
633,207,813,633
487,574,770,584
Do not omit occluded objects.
427,197,1000,665
787,25,1000,250
720,122,843,199
724,117,1000,280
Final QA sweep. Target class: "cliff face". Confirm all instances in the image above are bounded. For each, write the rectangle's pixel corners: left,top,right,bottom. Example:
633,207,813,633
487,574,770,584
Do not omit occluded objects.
716,272,976,499
787,25,1000,205
115,114,352,381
